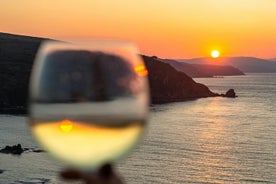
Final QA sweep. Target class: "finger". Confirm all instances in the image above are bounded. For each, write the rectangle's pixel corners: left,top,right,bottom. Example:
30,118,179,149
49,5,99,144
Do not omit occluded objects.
60,169,82,180
98,164,113,178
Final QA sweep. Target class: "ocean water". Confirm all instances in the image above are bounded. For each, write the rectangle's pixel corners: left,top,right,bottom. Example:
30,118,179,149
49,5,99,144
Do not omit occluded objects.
1,73,275,183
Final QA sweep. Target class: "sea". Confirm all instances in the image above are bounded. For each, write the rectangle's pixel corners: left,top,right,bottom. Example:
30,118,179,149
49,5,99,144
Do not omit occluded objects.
1,73,275,184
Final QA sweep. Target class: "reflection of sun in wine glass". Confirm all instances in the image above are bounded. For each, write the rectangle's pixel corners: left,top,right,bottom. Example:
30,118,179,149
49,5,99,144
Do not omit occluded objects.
211,50,220,58
59,120,73,132
134,65,148,76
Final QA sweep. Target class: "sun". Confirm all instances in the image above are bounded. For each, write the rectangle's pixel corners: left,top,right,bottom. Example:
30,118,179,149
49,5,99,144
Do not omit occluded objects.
211,50,220,58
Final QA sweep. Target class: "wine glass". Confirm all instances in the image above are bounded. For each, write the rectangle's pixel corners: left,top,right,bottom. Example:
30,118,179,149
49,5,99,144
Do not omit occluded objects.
28,40,149,172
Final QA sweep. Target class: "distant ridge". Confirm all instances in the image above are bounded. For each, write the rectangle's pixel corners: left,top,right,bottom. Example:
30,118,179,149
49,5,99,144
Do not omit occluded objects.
178,57,276,73
269,58,276,62
159,57,244,77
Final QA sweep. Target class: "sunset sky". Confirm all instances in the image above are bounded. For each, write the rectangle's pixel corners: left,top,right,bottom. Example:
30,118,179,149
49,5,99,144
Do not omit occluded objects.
1,0,276,58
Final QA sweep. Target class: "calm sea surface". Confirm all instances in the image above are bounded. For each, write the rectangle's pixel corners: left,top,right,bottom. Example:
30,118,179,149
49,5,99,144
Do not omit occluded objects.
1,73,275,184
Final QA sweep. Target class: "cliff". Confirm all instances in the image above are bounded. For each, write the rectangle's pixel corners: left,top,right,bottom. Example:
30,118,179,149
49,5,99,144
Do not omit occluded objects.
142,56,218,103
0,33,46,114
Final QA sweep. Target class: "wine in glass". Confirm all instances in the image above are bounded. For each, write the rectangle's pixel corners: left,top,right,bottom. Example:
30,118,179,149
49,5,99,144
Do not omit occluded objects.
28,41,149,171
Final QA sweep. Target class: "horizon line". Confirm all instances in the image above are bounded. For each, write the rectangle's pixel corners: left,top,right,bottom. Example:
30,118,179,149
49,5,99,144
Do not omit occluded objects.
1,31,276,60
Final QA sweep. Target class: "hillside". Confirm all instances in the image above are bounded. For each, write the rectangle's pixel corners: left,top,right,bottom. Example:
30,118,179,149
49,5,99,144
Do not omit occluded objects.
269,58,276,62
161,58,244,77
190,64,244,77
160,58,212,77
179,57,276,73
0,32,219,113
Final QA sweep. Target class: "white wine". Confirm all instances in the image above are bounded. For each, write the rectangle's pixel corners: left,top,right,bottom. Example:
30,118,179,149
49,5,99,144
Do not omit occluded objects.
29,99,147,171
30,118,145,170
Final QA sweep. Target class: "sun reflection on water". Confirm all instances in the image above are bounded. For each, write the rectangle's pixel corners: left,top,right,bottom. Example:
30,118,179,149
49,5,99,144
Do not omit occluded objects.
195,98,238,182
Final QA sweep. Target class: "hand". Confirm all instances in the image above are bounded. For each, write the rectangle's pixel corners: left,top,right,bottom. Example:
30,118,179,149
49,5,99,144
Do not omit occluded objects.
60,164,124,184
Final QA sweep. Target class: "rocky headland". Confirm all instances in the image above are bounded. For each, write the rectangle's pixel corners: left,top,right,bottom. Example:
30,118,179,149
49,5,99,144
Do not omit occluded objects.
142,55,219,103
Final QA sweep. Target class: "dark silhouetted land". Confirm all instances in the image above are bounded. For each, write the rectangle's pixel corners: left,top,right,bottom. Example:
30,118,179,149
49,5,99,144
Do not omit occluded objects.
0,32,239,113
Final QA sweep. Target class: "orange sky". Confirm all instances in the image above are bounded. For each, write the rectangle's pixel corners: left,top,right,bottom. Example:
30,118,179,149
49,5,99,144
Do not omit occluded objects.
1,0,276,58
